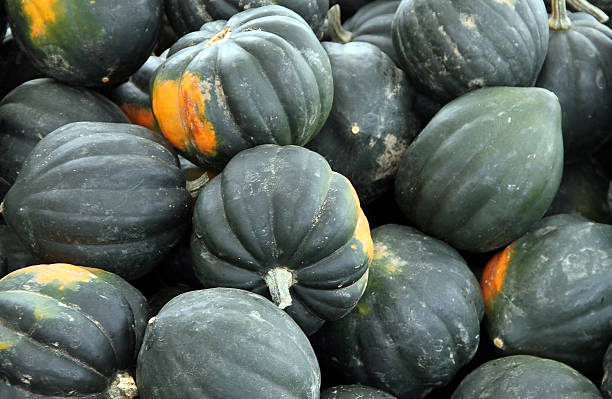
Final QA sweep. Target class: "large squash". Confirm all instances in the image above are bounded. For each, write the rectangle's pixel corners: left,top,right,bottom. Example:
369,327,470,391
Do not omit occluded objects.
0,263,148,398
394,86,564,253
151,5,333,172
391,0,549,102
313,224,484,398
5,0,162,87
482,214,612,373
136,288,320,398
2,122,192,281
191,144,372,335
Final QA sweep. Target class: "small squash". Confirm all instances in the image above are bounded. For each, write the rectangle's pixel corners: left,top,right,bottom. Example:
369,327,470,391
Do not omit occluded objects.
0,263,147,398
191,144,372,335
136,288,320,398
2,122,192,281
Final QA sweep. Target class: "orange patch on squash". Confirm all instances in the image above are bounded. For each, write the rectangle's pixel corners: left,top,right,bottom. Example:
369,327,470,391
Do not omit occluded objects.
481,245,514,305
120,104,157,131
23,0,61,39
152,78,188,151
179,72,218,156
0,341,16,350
4,263,96,286
347,183,374,260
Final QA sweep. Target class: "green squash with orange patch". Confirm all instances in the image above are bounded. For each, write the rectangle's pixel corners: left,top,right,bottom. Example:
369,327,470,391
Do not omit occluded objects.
190,144,372,335
5,0,162,87
0,263,147,398
481,214,612,374
151,5,333,172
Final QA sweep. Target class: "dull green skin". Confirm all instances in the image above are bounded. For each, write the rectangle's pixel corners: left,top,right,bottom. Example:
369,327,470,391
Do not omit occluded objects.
313,224,484,399
136,288,320,399
394,86,564,253
306,41,419,204
0,78,129,199
391,0,549,103
191,144,371,335
2,122,192,281
536,12,612,163
5,0,162,87
603,342,612,398
451,355,602,399
321,385,397,399
0,264,147,398
484,214,612,374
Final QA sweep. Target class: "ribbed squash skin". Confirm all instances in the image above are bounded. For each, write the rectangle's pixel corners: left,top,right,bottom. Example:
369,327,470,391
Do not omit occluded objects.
481,214,612,373
306,41,419,204
151,6,333,172
342,0,400,65
0,78,129,198
191,144,372,335
2,122,192,281
313,224,484,399
110,56,164,132
136,288,321,399
321,385,397,399
604,342,612,398
5,0,162,87
0,263,148,398
165,0,328,37
451,355,603,399
394,86,564,253
392,0,549,102
536,12,612,163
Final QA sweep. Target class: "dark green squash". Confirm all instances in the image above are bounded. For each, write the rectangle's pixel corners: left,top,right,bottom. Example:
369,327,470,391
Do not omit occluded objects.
0,33,44,101
151,5,334,172
451,355,603,399
394,86,564,253
313,224,484,398
165,0,329,37
481,214,612,373
2,122,192,281
321,385,396,399
536,5,612,162
109,55,164,132
546,157,612,223
0,225,40,278
191,144,372,335
136,288,320,398
603,342,612,398
0,78,129,198
306,41,419,204
0,263,148,398
391,0,549,103
5,0,162,87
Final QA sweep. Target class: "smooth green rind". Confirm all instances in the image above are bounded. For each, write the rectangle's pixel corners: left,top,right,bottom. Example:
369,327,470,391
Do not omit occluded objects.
321,385,397,399
136,288,320,399
0,78,129,198
2,122,191,281
451,355,602,399
391,0,549,102
603,342,612,398
536,12,612,162
395,86,564,253
191,144,371,335
5,0,162,87
313,224,484,398
307,41,419,204
484,214,612,373
0,264,147,398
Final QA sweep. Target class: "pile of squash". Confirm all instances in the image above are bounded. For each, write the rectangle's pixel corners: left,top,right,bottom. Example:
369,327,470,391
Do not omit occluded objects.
0,0,611,398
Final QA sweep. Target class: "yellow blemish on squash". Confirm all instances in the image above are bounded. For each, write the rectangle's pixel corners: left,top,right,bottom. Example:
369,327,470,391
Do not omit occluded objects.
179,72,218,156
58,285,65,291
152,78,188,151
357,303,370,315
207,27,231,46
373,243,389,259
33,308,44,320
351,124,360,134
494,0,515,9
5,263,96,286
23,0,62,39
0,341,16,350
347,184,374,260
121,104,157,131
481,245,514,306
385,263,399,274
493,337,504,349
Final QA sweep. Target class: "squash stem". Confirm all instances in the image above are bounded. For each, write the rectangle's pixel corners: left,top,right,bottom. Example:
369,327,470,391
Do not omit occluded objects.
327,4,354,44
186,172,210,200
549,0,572,30
264,268,294,310
108,371,138,399
567,0,609,23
